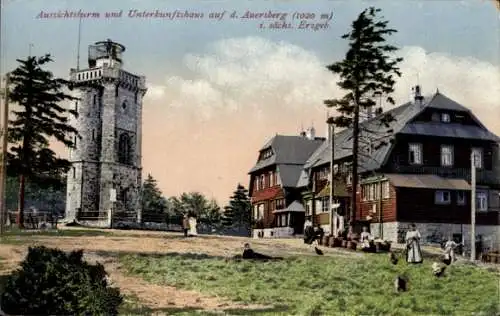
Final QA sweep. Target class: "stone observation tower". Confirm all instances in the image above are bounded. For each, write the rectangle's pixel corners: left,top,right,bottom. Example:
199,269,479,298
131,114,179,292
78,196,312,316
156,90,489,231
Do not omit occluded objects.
65,39,147,227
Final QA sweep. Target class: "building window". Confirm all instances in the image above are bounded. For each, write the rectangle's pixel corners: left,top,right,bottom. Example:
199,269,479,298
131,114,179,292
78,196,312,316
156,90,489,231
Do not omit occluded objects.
457,191,466,205
382,181,390,199
269,171,274,187
435,190,451,205
279,214,287,227
472,148,483,169
115,86,119,97
441,113,451,123
134,92,138,103
93,94,97,105
273,172,278,187
275,199,284,210
259,175,265,190
122,100,127,111
72,167,76,178
75,101,78,112
305,200,311,216
408,143,422,165
431,113,440,122
73,136,77,149
440,145,454,167
321,197,329,213
118,133,131,165
476,192,488,211
92,129,95,141
258,204,264,219
318,166,329,181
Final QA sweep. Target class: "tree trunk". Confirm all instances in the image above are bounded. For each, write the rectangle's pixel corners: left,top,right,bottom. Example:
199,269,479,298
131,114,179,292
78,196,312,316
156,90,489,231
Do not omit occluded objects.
17,174,25,229
350,98,360,233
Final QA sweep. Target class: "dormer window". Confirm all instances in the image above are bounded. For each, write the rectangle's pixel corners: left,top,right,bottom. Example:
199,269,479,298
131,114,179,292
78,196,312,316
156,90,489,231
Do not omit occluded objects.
441,113,451,123
259,148,273,160
431,113,440,122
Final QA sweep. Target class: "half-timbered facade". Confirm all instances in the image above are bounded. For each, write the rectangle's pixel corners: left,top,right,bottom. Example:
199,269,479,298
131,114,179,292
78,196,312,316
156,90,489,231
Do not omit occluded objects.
248,128,324,238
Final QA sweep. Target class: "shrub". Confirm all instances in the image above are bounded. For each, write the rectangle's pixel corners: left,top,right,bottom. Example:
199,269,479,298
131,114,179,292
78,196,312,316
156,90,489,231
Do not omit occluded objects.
0,246,123,315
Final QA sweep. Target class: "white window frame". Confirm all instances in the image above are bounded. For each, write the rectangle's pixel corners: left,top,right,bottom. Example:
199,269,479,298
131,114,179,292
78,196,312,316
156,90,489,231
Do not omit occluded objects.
441,113,451,123
476,192,488,212
259,175,265,190
456,191,466,205
472,148,483,169
408,143,422,165
382,181,390,199
321,197,329,213
269,171,274,186
435,190,451,205
440,145,454,167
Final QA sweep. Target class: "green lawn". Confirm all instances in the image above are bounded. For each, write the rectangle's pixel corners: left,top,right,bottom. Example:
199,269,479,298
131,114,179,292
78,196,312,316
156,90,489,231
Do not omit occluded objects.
119,251,500,316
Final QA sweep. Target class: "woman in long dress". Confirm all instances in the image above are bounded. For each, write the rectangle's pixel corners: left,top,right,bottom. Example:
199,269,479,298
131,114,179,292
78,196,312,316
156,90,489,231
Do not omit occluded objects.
405,223,423,263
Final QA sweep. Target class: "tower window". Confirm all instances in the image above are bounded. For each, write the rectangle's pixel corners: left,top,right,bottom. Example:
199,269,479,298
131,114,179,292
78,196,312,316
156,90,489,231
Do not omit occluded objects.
93,95,97,105
115,86,119,97
118,133,131,165
72,167,76,178
122,100,127,110
74,136,77,149
92,129,95,141
134,92,138,103
75,101,78,112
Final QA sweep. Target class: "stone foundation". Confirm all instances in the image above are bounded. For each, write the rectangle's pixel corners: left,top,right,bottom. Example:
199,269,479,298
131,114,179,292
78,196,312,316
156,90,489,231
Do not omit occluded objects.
370,222,500,252
252,227,295,238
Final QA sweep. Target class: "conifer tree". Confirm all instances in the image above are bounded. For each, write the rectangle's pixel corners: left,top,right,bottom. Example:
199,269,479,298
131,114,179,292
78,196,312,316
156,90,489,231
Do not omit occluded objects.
222,184,251,228
7,55,78,228
324,7,402,231
141,174,167,218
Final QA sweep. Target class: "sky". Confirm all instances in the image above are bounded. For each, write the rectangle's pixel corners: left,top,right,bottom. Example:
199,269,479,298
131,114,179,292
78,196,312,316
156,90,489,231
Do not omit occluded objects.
1,0,499,205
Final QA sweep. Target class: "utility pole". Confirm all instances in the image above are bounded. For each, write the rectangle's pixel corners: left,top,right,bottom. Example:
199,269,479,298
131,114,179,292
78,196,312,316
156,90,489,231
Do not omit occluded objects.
471,151,476,261
0,73,9,235
328,120,335,236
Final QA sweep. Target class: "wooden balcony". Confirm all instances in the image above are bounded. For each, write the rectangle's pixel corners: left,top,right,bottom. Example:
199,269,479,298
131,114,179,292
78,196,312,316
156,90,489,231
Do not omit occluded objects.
384,165,500,186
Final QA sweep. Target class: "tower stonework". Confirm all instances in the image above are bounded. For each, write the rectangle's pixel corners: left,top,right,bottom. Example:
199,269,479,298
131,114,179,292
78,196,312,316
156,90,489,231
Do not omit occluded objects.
65,40,147,227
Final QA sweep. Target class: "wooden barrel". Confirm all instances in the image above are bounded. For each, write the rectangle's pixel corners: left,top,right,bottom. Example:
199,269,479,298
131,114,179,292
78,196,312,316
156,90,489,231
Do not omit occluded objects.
347,241,357,250
375,242,383,252
322,235,330,246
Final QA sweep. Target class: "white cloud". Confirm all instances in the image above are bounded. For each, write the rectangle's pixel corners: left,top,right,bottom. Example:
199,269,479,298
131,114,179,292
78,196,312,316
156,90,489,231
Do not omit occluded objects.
138,36,499,204
145,37,500,134
144,36,339,120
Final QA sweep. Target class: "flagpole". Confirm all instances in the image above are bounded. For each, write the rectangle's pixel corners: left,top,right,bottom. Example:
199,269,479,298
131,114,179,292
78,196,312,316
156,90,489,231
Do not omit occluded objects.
76,16,82,70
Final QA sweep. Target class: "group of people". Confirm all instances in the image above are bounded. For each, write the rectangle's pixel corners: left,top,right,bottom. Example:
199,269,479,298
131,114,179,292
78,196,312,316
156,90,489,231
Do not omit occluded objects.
181,215,198,237
303,221,461,265
405,223,461,265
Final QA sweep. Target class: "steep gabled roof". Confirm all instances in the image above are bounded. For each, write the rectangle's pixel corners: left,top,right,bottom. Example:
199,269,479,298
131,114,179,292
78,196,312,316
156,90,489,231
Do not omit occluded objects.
305,91,500,172
249,135,324,173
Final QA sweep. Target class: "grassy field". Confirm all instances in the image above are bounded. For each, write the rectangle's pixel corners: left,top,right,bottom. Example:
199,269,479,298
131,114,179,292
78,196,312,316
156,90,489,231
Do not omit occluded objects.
120,250,500,316
0,227,112,245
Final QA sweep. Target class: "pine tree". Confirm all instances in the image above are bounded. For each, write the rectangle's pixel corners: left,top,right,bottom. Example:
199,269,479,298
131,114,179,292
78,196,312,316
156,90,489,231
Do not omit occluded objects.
324,7,402,231
222,184,251,228
141,174,167,220
7,55,78,228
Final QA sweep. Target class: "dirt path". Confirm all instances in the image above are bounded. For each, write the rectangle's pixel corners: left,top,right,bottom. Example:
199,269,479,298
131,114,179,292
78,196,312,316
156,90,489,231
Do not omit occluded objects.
0,230,358,314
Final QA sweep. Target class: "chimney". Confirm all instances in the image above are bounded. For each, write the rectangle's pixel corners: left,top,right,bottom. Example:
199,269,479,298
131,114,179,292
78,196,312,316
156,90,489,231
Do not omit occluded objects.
413,85,424,105
305,126,316,140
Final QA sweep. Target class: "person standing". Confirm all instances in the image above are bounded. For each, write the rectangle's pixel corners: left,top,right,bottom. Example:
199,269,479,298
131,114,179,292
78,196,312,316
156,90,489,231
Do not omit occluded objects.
182,215,190,237
444,237,459,263
405,223,423,264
